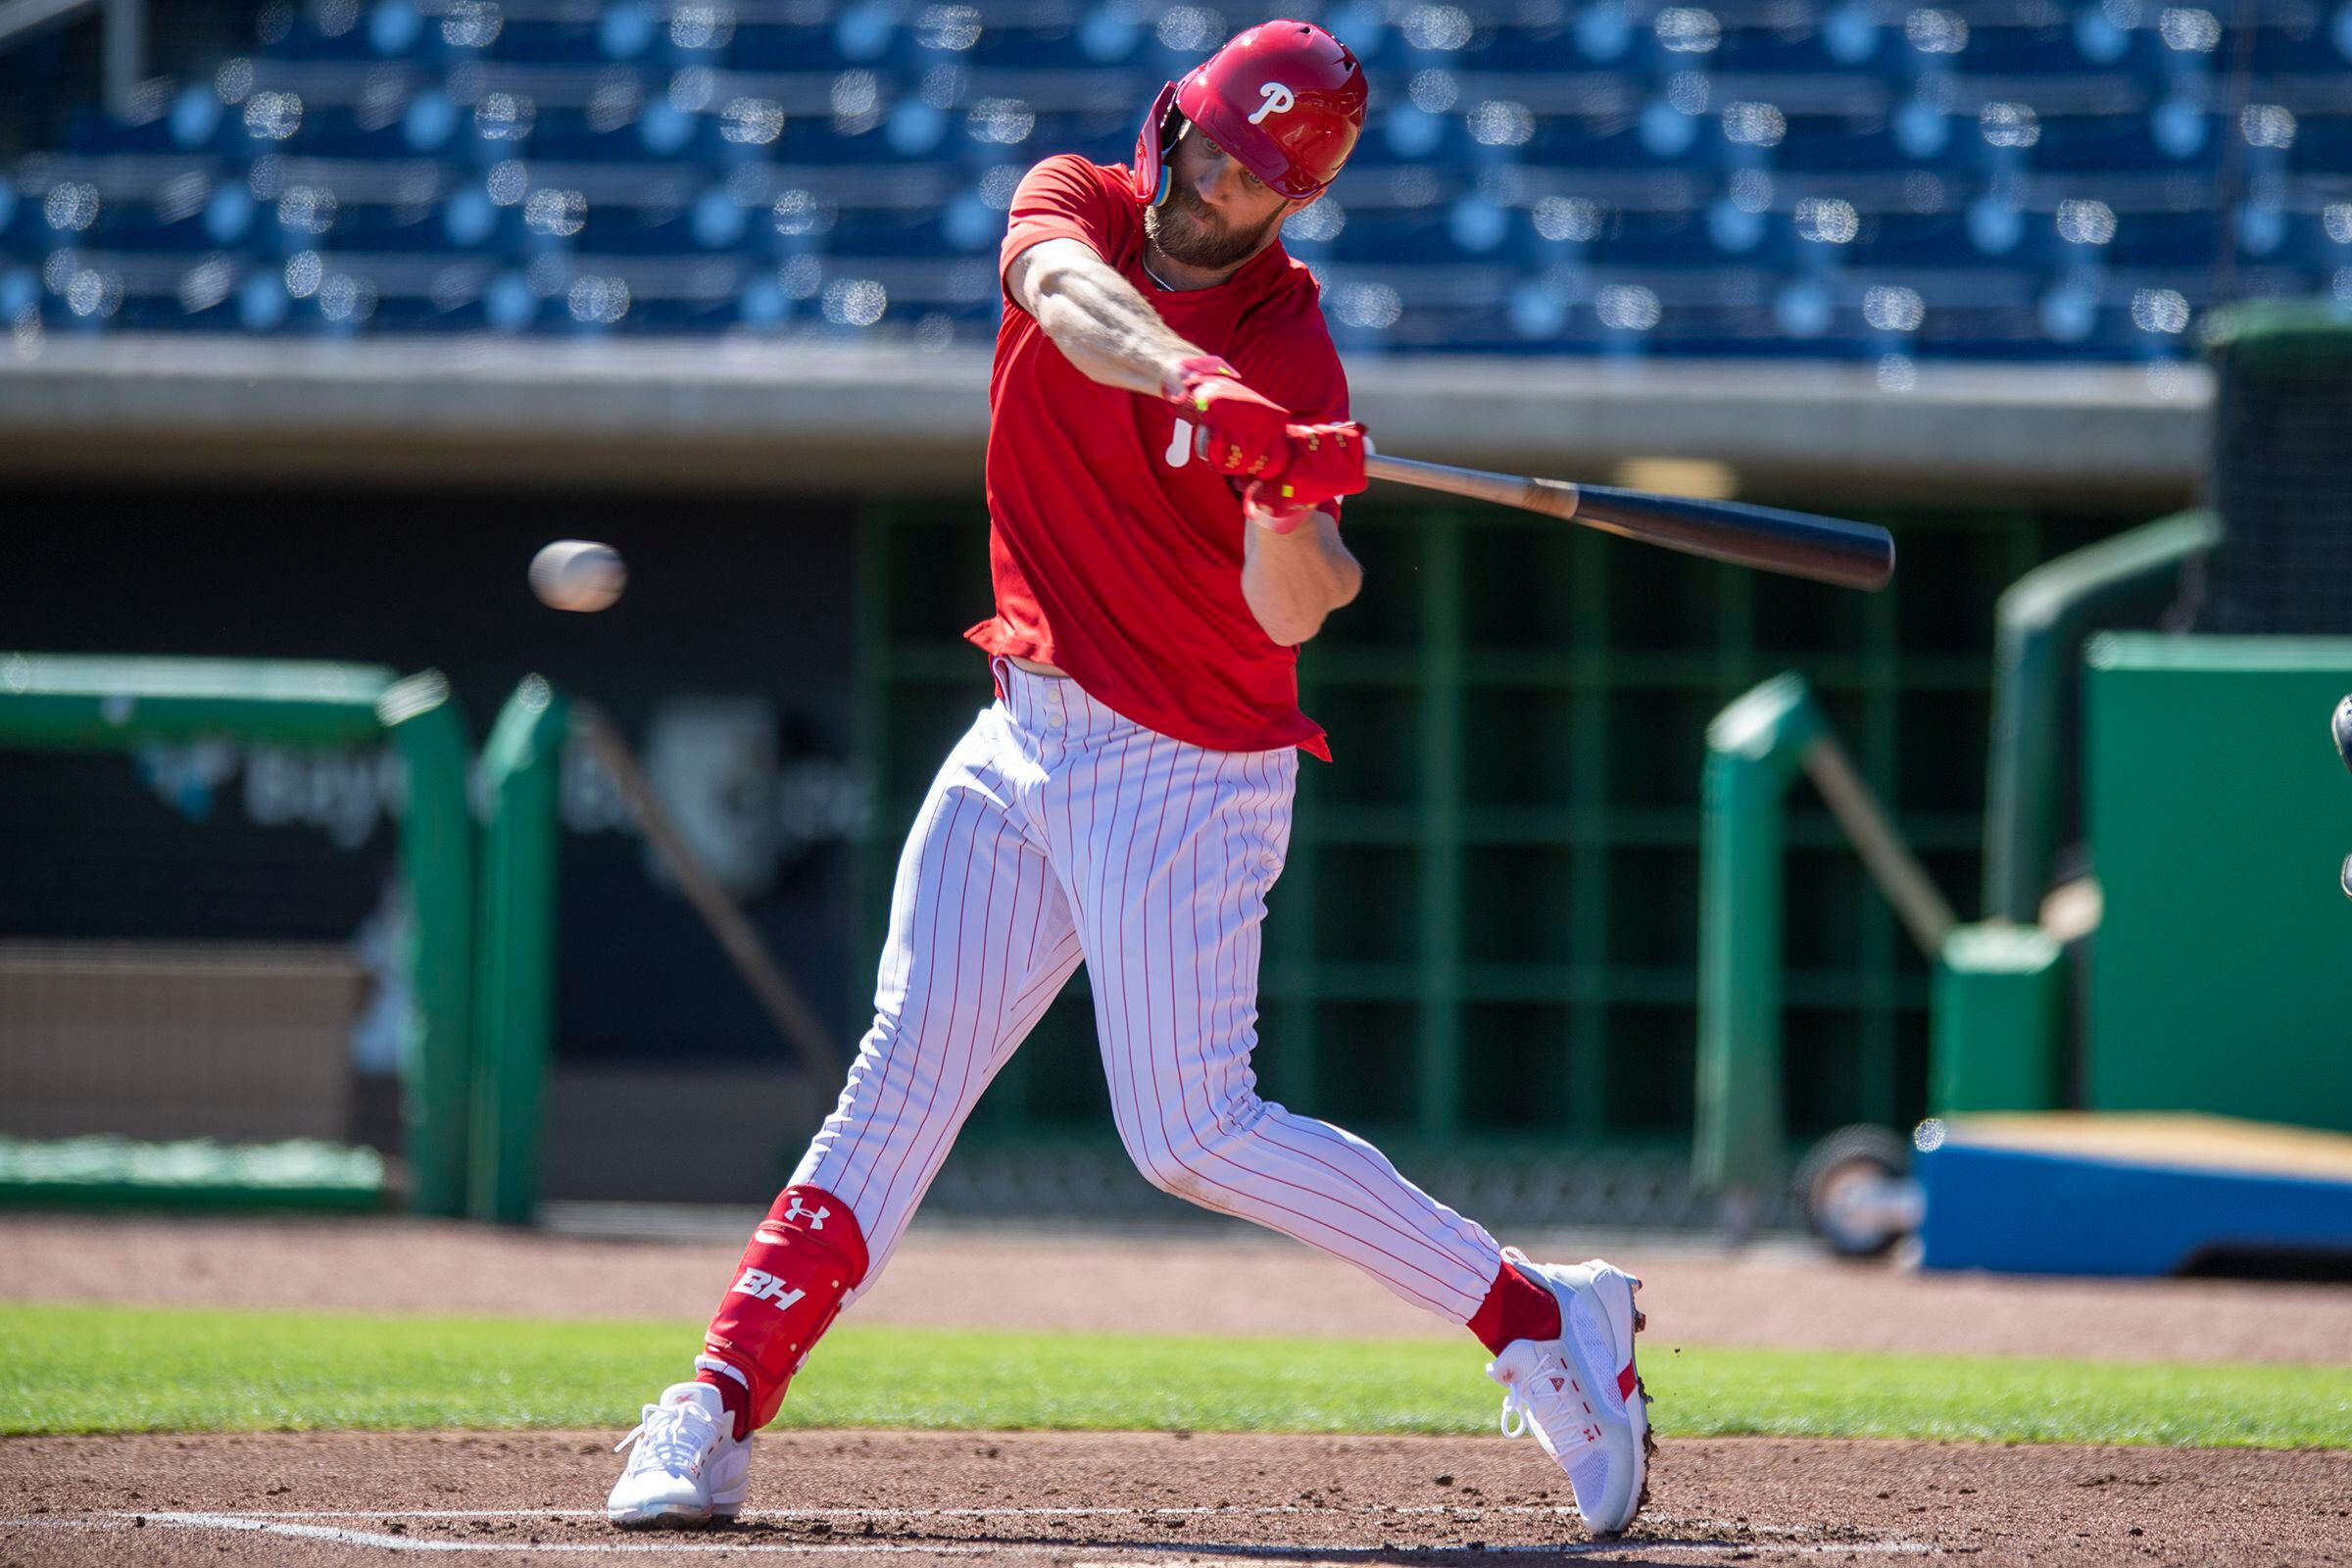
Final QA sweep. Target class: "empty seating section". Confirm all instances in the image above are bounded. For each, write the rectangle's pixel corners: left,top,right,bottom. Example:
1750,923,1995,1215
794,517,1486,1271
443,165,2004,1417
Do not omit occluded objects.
2,0,2346,355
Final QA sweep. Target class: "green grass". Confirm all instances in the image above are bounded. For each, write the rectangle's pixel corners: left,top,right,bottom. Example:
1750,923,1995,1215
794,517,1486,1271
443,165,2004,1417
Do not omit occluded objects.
5,1303,2348,1448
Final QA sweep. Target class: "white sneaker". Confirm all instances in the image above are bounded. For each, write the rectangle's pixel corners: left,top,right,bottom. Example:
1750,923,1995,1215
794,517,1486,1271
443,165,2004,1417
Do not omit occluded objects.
1486,1252,1651,1538
606,1382,750,1529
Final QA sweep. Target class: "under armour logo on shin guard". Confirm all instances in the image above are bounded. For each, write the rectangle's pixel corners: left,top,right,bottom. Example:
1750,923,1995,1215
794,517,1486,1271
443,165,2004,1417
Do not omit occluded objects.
783,1197,830,1230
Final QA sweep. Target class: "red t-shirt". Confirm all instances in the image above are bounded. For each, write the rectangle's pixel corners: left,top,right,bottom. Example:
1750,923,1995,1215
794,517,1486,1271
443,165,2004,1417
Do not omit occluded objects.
966,153,1348,760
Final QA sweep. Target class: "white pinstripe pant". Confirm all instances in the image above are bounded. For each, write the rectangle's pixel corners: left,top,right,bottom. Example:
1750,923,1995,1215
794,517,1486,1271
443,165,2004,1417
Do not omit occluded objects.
792,662,1507,1326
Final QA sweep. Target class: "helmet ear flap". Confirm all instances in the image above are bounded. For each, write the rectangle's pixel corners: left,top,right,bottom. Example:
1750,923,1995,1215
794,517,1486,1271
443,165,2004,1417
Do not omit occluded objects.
1131,81,1180,205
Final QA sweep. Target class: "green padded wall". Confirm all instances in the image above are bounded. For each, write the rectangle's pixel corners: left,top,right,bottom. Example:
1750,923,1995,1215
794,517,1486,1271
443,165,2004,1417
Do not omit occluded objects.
857,502,2117,1151
2084,634,2352,1134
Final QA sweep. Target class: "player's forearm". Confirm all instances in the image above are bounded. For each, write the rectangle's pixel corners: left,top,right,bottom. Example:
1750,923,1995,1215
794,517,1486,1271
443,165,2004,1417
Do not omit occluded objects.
1027,252,1200,396
1242,513,1361,647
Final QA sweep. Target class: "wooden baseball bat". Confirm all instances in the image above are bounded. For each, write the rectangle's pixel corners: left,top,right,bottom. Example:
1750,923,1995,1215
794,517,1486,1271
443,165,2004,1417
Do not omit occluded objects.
1361,450,1895,591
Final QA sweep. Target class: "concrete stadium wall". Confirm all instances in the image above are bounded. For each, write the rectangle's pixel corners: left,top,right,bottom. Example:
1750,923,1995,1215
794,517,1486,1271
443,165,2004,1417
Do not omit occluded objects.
0,337,2207,512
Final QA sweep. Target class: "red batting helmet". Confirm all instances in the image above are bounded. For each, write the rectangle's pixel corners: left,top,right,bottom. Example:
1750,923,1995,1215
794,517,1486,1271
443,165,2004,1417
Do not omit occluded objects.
1129,20,1368,207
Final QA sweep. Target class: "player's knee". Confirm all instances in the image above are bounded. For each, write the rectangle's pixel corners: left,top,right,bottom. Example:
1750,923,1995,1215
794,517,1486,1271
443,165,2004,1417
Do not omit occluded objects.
1133,1106,1276,1208
1110,1116,1217,1204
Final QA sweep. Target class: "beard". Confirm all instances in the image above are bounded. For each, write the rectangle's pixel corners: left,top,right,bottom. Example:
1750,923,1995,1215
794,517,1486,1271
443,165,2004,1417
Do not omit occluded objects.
1144,181,1285,271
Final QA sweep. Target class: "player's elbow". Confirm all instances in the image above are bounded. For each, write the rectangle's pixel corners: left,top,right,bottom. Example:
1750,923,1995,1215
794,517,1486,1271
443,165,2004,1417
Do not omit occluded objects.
1258,612,1323,648
1254,586,1348,648
1332,555,1364,611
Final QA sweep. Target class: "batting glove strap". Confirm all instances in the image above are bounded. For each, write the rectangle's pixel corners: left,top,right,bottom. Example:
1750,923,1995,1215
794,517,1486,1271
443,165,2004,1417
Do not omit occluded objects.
1243,483,1318,535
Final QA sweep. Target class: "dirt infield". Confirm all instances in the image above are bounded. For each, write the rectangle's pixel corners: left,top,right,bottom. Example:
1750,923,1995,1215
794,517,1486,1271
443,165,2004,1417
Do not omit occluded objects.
4,1429,2349,1567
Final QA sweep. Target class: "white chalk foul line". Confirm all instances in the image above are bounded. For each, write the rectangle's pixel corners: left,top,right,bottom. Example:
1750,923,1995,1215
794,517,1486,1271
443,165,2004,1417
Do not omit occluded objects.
0,1508,1942,1558
9,1514,1006,1554
0,1504,1872,1525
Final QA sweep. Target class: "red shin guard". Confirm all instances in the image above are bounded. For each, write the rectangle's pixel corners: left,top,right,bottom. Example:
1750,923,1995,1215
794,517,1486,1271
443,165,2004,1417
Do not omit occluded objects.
699,1185,869,1436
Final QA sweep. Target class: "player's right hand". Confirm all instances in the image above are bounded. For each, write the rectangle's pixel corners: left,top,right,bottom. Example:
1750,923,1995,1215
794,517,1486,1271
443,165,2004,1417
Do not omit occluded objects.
1164,356,1294,482
1257,419,1368,511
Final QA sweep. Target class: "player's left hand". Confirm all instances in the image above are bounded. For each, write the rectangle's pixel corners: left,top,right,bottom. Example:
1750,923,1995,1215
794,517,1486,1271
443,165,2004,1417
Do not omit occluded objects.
1166,357,1294,481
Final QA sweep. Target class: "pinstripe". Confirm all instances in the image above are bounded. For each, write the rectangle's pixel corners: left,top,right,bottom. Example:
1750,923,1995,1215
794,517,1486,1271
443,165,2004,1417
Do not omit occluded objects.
798,708,1080,1281
838,786,972,1212
866,797,1021,1232
1065,734,1484,1314
825,783,964,1201
791,664,1502,1327
1128,734,1186,1197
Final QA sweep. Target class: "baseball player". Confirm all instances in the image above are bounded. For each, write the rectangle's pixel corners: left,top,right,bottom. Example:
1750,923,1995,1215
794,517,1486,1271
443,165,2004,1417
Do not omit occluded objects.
608,20,1650,1538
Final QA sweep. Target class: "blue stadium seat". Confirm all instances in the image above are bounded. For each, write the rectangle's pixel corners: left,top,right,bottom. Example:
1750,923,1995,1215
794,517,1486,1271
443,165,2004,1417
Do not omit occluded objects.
96,194,230,255
2291,115,2352,175
339,198,464,253
494,15,622,65
1774,114,1914,172
1846,207,1983,266
1330,209,1461,266
1710,25,1854,75
291,103,424,159
965,20,1102,70
1585,207,1714,268
571,200,696,256
0,0,2299,362
1958,23,2088,74
264,5,374,61
1519,111,1715,172
2034,109,2221,172
729,20,854,71
2103,209,2223,269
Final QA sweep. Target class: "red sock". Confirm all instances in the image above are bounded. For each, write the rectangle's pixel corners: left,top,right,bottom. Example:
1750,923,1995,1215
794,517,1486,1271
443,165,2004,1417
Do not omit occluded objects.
694,1363,754,1438
698,1185,869,1441
1466,1255,1561,1354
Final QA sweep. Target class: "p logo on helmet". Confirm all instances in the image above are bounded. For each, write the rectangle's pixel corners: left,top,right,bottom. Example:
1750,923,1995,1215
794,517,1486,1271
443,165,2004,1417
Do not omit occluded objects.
1128,19,1368,207
1249,82,1297,124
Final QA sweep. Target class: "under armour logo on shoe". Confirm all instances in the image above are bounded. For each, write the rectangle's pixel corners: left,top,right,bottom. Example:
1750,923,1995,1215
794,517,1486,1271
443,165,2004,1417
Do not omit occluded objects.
729,1268,808,1308
784,1197,830,1230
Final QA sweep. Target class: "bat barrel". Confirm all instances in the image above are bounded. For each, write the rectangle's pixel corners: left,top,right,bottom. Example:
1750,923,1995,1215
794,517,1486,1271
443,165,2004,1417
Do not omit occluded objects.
1360,451,1896,591
1557,484,1894,591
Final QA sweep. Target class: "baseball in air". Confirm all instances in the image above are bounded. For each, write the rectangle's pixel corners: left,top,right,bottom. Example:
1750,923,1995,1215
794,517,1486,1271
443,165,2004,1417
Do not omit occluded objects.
529,539,626,612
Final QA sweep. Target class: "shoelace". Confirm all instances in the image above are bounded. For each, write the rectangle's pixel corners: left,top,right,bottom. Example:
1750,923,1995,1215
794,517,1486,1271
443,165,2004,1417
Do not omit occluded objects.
613,1400,722,1474
1494,1350,1579,1441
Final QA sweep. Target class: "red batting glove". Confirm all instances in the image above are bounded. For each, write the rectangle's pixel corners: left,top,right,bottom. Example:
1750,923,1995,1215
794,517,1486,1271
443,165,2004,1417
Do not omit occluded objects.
1164,355,1295,482
1254,419,1368,513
